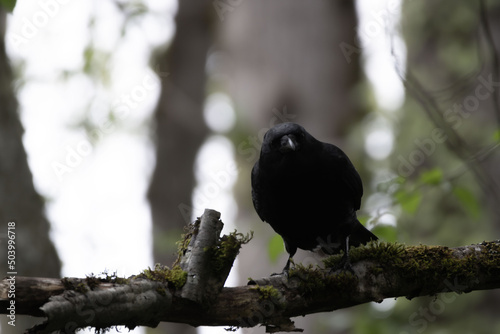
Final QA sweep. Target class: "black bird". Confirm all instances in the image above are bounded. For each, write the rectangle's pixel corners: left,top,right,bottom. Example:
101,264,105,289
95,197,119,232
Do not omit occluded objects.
251,122,377,274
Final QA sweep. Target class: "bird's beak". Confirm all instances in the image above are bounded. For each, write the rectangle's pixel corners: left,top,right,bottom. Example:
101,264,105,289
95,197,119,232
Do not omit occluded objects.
280,135,296,153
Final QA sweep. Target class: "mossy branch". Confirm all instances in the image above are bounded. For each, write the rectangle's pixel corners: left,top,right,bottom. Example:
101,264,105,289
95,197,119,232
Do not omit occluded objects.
1,209,500,333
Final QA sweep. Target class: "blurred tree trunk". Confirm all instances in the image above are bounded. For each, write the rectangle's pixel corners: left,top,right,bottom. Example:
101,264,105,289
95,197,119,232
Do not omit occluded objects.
0,8,61,334
219,0,363,143
146,1,213,334
217,1,364,333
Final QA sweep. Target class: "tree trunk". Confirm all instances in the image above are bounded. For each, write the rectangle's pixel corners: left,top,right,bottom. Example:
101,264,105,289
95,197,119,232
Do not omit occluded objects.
0,7,61,334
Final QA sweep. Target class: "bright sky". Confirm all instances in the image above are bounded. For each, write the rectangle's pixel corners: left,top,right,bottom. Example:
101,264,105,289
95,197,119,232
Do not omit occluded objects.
6,2,175,333
5,0,403,333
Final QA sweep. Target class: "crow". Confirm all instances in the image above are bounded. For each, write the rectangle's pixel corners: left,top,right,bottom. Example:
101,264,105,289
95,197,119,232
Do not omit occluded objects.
251,122,377,274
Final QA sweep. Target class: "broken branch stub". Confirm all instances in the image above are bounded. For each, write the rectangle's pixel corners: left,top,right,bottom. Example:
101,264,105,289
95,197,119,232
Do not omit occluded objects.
178,209,253,307
179,209,226,305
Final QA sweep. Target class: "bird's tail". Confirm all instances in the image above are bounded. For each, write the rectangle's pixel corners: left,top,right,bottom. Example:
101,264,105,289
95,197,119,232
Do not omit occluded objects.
348,219,378,248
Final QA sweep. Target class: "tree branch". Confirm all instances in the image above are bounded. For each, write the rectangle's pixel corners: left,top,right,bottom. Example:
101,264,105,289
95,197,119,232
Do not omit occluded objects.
1,209,500,333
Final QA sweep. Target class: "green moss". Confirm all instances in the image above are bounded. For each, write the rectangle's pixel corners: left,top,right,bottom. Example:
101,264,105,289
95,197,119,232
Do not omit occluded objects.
140,264,188,290
477,240,500,276
99,271,130,285
399,244,475,282
288,263,358,301
323,241,500,297
76,282,89,293
62,272,131,295
252,284,281,301
290,264,327,293
249,284,286,309
61,277,75,290
114,277,130,285
173,219,200,267
207,230,253,275
85,274,101,290
156,286,167,297
323,241,406,268
61,277,92,293
167,266,189,289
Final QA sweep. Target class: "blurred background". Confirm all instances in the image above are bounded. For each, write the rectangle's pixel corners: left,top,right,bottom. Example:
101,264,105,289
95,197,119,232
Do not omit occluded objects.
1,0,500,333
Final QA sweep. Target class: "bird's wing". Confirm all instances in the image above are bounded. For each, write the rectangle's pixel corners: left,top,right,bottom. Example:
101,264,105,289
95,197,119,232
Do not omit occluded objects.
251,162,266,221
325,144,363,210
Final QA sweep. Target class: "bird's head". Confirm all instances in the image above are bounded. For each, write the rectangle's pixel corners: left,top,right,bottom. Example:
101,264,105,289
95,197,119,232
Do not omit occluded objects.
259,123,317,167
262,123,304,153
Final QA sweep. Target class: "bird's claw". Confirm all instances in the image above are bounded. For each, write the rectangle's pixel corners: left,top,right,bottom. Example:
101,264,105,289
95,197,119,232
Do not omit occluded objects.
329,252,355,275
271,270,289,278
339,257,355,275
271,256,292,277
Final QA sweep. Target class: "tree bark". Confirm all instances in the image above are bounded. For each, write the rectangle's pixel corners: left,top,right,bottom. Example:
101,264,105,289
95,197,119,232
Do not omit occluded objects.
2,210,500,334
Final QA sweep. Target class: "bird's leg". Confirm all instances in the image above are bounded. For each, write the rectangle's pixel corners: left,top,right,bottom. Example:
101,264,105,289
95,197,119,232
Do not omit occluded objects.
282,256,291,277
272,255,293,277
334,235,355,274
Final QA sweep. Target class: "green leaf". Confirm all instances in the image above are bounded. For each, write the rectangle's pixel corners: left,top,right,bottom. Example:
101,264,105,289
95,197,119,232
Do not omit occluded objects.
0,0,16,12
376,177,403,193
268,234,285,263
453,186,480,218
371,224,398,243
418,168,443,185
493,129,500,142
357,214,369,226
395,189,422,215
